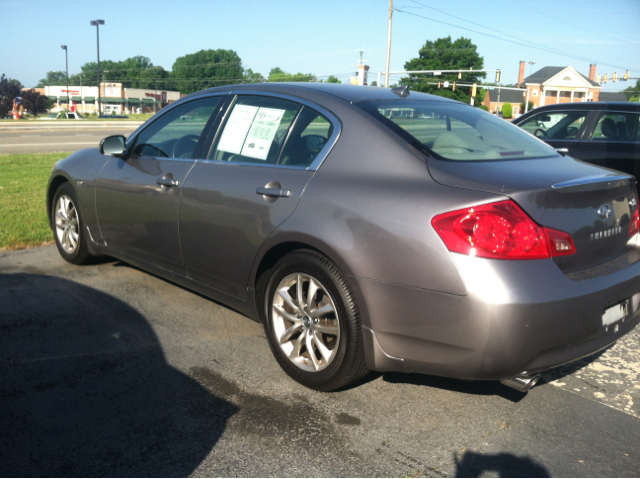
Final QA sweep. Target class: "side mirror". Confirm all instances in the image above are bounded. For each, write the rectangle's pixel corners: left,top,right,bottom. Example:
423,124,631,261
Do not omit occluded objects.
100,135,126,157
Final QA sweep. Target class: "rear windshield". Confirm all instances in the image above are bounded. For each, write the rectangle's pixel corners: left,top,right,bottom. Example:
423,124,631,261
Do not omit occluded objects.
358,100,557,161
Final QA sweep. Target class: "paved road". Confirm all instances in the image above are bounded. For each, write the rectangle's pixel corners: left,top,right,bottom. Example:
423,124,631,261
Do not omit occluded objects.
0,121,143,154
1,245,639,477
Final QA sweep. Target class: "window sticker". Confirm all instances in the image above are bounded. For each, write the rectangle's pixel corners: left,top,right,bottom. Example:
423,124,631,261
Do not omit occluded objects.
241,108,286,160
217,105,259,154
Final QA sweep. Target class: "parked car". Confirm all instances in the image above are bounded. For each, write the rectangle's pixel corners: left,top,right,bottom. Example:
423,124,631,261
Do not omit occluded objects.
47,84,640,392
513,102,640,180
41,111,86,120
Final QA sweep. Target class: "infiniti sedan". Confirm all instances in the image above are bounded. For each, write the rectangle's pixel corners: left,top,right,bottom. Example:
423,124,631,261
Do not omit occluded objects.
48,83,640,392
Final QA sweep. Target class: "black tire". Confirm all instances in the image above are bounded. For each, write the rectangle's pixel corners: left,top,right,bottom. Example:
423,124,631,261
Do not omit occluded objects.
52,182,92,265
263,249,369,391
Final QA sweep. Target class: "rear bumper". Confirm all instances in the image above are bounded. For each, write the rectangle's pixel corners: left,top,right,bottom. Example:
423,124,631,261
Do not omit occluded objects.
352,251,640,380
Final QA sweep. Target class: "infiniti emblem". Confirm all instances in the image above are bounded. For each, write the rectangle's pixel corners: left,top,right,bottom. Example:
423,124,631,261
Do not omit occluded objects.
597,205,611,219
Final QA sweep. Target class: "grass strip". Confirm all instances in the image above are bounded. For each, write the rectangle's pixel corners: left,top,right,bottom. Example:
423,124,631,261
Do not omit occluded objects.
0,152,71,250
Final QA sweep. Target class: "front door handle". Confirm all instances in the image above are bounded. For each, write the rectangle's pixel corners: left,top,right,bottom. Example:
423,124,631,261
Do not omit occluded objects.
157,178,180,187
256,187,291,198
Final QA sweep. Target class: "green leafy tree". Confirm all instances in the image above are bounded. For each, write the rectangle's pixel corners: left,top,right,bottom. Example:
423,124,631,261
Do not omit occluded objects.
268,67,316,82
325,75,341,84
36,71,67,87
624,79,640,102
170,49,244,94
243,69,265,83
401,36,486,105
69,57,169,90
502,102,513,119
520,100,535,113
0,74,21,118
21,88,52,117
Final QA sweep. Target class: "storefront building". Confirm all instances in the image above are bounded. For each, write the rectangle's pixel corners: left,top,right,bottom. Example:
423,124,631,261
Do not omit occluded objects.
44,84,180,114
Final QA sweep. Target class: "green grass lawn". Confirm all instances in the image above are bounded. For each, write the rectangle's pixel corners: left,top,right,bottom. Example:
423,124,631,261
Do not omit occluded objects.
0,152,71,250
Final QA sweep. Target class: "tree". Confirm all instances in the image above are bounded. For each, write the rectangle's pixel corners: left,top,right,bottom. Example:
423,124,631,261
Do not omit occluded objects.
243,69,265,84
69,57,169,90
268,67,316,83
170,49,244,94
0,74,21,118
502,102,513,119
624,79,640,102
36,71,67,87
21,88,52,117
520,100,535,113
325,75,341,84
401,36,486,105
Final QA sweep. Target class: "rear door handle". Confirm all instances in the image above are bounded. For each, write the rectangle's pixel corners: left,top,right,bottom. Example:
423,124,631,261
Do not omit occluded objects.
157,178,180,187
256,187,291,198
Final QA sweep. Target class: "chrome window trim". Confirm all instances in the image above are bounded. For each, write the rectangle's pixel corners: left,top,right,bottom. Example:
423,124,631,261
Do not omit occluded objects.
203,90,342,172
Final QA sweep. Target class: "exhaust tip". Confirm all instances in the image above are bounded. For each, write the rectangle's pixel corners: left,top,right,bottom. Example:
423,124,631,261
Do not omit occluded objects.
500,374,540,392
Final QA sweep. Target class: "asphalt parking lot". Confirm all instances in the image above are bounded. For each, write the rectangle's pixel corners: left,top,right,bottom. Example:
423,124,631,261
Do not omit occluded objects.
1,245,639,477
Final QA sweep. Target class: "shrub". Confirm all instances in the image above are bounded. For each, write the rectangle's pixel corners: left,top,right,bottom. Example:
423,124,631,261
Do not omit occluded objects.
520,101,534,113
502,102,513,119
480,105,489,111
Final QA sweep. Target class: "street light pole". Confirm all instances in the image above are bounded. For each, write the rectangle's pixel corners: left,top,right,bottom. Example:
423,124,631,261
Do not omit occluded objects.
90,20,105,115
384,0,393,87
528,61,536,75
61,45,68,111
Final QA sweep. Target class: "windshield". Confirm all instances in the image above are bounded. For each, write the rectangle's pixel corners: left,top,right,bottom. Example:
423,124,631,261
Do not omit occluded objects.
358,100,557,161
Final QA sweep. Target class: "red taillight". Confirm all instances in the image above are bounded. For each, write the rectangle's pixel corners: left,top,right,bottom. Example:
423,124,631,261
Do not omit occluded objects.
432,200,575,260
630,189,640,237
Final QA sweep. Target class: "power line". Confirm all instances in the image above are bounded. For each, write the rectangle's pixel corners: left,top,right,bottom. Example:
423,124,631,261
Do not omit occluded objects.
398,2,640,72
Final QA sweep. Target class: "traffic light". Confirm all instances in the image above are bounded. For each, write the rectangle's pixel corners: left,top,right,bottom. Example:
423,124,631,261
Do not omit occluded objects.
613,72,617,82
471,84,477,97
452,82,456,92
438,82,441,89
604,74,608,83
596,74,601,83
495,70,501,83
458,71,462,80
624,70,629,81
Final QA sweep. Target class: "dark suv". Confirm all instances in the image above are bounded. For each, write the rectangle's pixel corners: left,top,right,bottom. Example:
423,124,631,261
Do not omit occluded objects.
513,102,640,180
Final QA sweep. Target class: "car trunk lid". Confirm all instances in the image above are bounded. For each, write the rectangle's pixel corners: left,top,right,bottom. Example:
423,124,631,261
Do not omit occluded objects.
426,156,639,273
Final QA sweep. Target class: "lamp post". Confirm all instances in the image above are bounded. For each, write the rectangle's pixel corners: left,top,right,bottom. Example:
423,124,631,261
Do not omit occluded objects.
102,71,109,114
528,61,536,75
61,45,68,111
90,19,105,115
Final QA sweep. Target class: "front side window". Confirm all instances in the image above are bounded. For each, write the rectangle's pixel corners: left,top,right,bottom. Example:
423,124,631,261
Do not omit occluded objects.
131,96,221,159
517,110,588,140
209,95,333,168
359,100,555,161
591,112,639,141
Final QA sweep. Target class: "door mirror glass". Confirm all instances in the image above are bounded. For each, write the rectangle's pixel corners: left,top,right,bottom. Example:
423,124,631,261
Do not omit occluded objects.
100,135,126,156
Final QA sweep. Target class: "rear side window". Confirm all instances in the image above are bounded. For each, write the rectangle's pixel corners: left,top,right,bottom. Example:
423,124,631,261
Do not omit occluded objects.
591,112,639,141
209,95,333,168
359,100,555,161
517,111,588,140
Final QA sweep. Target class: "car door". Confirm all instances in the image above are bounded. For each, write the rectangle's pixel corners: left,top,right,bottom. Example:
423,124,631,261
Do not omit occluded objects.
179,93,338,300
570,110,640,180
515,109,590,156
95,96,223,274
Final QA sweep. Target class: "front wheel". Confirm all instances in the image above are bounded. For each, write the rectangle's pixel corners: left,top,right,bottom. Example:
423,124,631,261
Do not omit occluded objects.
52,183,92,265
263,250,369,391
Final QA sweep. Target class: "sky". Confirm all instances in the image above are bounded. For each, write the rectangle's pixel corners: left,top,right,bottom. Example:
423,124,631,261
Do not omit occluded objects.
1,0,639,92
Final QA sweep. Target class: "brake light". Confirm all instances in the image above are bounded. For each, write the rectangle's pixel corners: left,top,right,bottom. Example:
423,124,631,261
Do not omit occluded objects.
630,189,640,237
432,200,575,260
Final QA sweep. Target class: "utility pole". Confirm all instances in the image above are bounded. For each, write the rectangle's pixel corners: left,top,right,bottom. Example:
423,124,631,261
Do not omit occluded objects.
384,0,393,87
61,45,68,111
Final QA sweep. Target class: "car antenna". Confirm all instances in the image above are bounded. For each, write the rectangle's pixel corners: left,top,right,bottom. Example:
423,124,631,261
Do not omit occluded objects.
391,86,410,99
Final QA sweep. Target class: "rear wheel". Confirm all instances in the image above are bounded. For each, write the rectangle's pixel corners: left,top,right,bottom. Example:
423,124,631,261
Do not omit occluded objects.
264,250,369,391
52,183,92,265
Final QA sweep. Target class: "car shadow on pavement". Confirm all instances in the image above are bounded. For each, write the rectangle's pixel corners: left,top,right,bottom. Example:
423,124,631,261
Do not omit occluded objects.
0,273,238,477
454,450,550,478
379,372,528,402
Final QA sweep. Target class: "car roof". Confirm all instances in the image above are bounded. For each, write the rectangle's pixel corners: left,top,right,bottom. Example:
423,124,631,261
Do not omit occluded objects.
194,82,460,104
525,102,639,112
